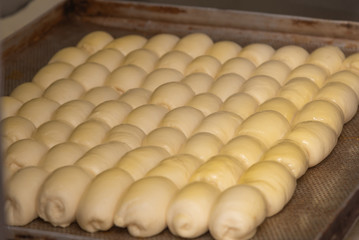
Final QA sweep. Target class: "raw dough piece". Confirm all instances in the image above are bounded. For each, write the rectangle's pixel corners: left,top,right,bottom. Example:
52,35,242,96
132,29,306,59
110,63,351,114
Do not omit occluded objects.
142,127,187,155
4,139,48,181
104,124,145,149
37,166,93,227
123,104,168,134
1,116,35,145
69,120,110,148
238,161,296,217
292,100,344,136
257,97,298,123
156,50,193,74
261,140,308,179
75,142,130,175
141,68,183,92
104,34,147,55
115,146,170,180
341,52,359,75
285,63,327,87
238,43,275,66
88,100,132,128
1,96,23,120
194,111,243,144
17,97,59,127
143,33,180,57
173,33,213,58
209,184,266,240
326,70,359,99
306,45,345,74
185,55,221,77
149,82,195,110
82,86,120,106
315,82,359,123
76,168,134,232
146,154,203,188
181,73,214,94
222,93,258,120
286,121,337,167
118,88,151,108
33,120,73,148
122,48,158,73
49,47,89,66
43,78,85,104
39,142,87,172
206,40,242,63
167,182,220,238
114,176,178,237
53,100,95,127
210,73,245,101
250,60,291,85
105,65,147,93
277,77,319,110
77,31,114,54
160,106,205,137
5,166,48,226
240,75,281,104
236,110,291,148
216,57,256,80
186,93,223,116
180,132,223,162
32,62,74,89
189,155,245,191
87,48,124,71
70,62,110,91
271,45,309,69
220,135,267,169
10,82,43,103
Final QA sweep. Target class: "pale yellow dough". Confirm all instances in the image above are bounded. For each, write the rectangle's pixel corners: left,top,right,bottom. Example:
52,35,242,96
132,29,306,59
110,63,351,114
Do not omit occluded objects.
257,97,298,123
238,161,296,217
237,110,291,148
1,116,35,146
237,43,275,66
122,48,158,73
82,86,120,106
77,31,114,54
156,50,193,74
49,47,90,66
220,135,267,169
145,154,203,188
70,62,110,91
144,33,180,57
75,142,131,175
105,65,147,93
141,68,184,92
76,168,134,232
5,166,48,226
216,57,256,79
87,48,124,71
88,100,132,128
160,106,205,137
189,155,245,191
271,45,309,69
37,166,94,227
181,73,214,94
285,63,327,87
142,127,187,155
167,182,220,238
222,93,258,120
1,96,23,120
17,97,60,127
210,73,245,101
33,120,73,148
114,176,178,237
115,146,170,180
43,78,85,104
186,93,223,116
306,45,345,74
326,70,359,99
104,34,147,55
209,184,266,240
53,100,95,127
180,132,223,162
69,120,110,148
10,82,43,103
341,52,359,75
173,33,213,58
206,40,242,63
118,88,151,108
250,60,291,85
185,55,221,77
104,124,145,149
32,62,74,89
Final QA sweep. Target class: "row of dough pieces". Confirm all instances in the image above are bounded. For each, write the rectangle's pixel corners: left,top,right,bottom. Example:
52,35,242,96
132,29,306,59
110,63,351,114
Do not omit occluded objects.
4,32,359,240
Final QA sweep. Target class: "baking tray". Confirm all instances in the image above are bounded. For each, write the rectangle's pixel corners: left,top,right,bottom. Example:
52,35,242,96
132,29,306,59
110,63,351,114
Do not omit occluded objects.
1,0,359,239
